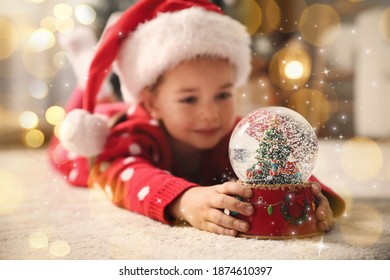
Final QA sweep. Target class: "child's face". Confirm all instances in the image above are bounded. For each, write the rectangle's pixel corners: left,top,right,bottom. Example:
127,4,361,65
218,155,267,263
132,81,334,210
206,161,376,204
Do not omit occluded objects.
144,57,237,152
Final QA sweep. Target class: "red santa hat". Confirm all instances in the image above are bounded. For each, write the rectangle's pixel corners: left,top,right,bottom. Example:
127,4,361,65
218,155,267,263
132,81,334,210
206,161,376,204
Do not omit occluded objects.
59,0,252,157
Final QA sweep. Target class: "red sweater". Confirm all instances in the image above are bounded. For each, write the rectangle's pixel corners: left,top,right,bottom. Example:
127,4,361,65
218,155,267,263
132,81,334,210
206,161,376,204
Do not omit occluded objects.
49,94,345,223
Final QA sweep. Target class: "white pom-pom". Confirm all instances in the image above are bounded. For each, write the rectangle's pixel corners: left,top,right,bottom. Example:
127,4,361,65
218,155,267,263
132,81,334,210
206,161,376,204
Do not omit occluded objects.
58,109,110,157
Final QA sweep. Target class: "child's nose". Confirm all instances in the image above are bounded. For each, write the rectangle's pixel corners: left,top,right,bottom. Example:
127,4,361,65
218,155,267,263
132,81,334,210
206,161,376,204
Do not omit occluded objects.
199,102,219,121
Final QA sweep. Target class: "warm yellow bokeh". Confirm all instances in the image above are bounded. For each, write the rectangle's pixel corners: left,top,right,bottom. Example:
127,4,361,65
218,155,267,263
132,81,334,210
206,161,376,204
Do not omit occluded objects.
288,87,332,130
53,3,73,20
299,4,341,46
40,16,57,32
24,129,45,148
28,28,55,53
277,0,307,33
45,106,65,125
256,0,280,35
231,0,262,35
340,137,383,181
284,60,304,80
19,111,39,129
75,4,96,26
29,232,49,249
268,42,312,91
23,46,58,79
55,18,74,34
49,240,71,257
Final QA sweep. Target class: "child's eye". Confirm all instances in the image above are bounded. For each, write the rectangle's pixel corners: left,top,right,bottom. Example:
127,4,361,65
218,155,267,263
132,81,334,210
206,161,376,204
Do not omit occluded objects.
216,92,232,100
179,96,197,104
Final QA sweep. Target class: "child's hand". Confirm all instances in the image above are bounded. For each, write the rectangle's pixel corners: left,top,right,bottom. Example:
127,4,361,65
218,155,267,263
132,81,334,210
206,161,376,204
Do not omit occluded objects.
169,182,254,236
311,182,334,232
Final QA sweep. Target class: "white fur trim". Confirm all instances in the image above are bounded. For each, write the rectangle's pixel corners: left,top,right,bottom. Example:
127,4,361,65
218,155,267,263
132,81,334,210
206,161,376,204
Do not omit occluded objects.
114,7,251,104
59,109,110,158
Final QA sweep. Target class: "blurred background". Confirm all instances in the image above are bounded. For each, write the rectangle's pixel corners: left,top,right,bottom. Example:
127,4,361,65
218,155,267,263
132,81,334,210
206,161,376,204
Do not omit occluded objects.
1,0,389,149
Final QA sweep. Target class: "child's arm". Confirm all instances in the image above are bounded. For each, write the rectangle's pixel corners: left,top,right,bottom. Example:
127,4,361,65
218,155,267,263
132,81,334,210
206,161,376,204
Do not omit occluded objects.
168,182,254,236
89,156,196,223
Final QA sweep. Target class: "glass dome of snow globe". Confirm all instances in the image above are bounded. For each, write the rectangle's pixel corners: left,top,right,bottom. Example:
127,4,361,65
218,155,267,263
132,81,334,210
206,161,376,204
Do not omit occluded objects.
229,106,318,185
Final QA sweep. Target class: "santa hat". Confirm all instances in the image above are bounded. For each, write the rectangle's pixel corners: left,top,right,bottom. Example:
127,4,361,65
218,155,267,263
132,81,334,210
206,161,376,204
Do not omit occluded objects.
59,0,252,157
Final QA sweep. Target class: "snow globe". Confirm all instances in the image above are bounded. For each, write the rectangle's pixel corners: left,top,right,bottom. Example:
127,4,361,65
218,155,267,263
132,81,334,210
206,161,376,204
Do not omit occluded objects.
229,106,321,239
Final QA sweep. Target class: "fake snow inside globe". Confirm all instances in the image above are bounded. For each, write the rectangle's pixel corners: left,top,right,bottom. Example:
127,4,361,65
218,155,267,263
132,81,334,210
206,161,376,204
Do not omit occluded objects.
228,106,321,239
229,106,318,184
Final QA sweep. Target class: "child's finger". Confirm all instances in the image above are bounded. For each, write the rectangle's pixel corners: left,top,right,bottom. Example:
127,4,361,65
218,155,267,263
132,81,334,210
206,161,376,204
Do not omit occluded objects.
210,194,253,216
207,208,249,233
217,181,252,198
205,221,237,236
311,182,322,196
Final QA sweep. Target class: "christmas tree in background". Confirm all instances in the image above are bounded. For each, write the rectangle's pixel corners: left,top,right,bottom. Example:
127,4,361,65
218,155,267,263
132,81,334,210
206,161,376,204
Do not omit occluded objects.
246,125,302,184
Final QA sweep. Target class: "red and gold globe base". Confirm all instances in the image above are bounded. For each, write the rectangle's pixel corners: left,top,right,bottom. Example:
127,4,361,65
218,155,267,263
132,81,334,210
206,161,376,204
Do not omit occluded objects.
233,181,322,239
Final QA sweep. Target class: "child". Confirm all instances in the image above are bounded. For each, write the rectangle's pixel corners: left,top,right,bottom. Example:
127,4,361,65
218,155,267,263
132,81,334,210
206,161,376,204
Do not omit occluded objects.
50,0,345,237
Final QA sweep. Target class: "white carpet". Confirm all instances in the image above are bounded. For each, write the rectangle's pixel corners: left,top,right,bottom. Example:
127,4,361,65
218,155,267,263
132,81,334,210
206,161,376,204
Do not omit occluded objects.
1,140,389,260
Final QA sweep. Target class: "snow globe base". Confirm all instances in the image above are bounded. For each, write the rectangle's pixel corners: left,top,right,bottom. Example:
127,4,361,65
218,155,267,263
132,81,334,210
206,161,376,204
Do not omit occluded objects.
233,181,322,239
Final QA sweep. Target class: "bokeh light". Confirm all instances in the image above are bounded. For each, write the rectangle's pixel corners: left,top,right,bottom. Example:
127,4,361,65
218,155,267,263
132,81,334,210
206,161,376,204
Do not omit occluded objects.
268,42,312,90
340,204,383,247
230,0,262,35
23,46,58,78
53,51,67,70
277,0,307,33
29,232,49,249
19,111,39,129
55,18,74,34
28,28,55,53
288,87,332,130
45,106,65,126
379,7,390,43
40,16,57,32
284,60,304,80
49,240,71,257
299,4,341,46
340,137,383,181
75,4,97,26
0,171,25,215
0,18,18,60
24,129,45,148
256,0,280,35
53,4,73,20
29,79,48,99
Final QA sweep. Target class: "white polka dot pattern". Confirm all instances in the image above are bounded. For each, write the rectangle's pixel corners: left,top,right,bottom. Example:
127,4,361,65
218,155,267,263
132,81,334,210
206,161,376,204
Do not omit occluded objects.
129,143,142,155
123,157,136,165
120,167,134,181
137,186,150,201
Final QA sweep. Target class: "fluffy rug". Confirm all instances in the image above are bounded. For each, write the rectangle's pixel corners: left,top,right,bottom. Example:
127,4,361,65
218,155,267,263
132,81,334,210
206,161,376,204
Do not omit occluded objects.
1,140,389,260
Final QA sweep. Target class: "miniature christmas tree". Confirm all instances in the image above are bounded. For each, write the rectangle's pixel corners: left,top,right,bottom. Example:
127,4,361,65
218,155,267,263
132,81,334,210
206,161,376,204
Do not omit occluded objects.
245,125,302,184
